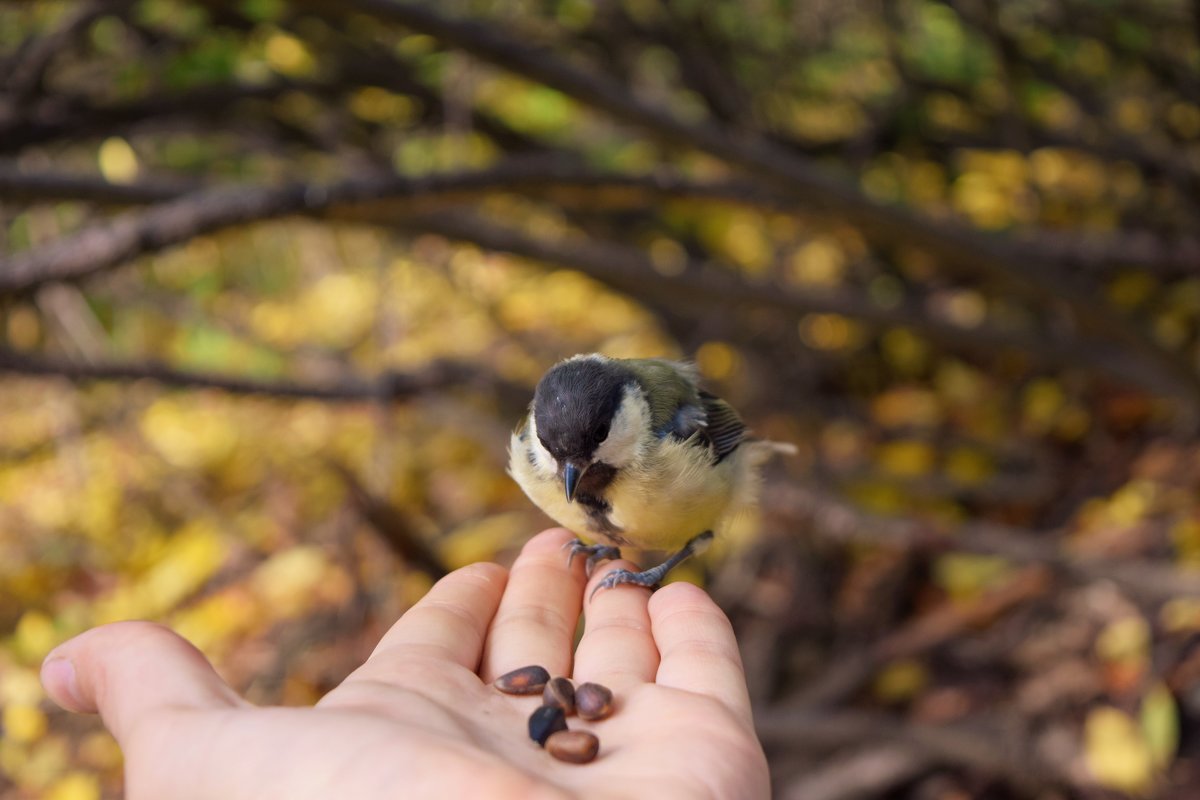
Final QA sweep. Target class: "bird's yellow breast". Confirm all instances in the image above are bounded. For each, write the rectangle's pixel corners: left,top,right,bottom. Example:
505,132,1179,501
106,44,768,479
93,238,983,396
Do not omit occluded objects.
509,429,753,553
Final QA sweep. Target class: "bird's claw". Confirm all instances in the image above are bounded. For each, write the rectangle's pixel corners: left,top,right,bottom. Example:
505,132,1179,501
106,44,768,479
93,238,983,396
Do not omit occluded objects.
564,539,622,578
589,567,659,600
587,531,714,599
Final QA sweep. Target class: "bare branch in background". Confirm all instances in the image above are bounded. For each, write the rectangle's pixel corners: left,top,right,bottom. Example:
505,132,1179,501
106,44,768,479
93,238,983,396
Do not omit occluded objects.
779,746,936,800
299,0,1200,411
329,461,449,578
0,158,1188,399
771,484,1200,603
755,708,1067,795
0,79,346,154
1,0,130,107
5,163,1198,275
0,346,493,402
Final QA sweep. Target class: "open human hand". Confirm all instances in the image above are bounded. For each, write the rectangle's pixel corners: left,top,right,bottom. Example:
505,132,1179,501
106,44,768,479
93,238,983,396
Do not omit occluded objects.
41,527,769,799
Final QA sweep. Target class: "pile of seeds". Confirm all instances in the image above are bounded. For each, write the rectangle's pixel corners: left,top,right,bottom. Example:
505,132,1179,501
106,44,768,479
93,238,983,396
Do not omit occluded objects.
494,665,614,764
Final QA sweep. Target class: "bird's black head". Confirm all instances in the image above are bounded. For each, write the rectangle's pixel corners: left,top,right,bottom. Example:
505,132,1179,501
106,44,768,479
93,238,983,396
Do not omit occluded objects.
533,357,633,463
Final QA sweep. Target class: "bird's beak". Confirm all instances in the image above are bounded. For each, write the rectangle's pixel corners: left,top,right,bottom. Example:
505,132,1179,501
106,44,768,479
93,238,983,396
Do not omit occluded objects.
564,462,586,502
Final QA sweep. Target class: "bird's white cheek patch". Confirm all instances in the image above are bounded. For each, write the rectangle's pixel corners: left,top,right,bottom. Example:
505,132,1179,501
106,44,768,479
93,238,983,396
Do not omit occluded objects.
528,416,558,476
594,388,648,468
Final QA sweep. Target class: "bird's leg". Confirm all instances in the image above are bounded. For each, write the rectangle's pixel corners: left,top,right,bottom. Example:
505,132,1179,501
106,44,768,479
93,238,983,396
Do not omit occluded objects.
590,531,714,598
565,539,622,578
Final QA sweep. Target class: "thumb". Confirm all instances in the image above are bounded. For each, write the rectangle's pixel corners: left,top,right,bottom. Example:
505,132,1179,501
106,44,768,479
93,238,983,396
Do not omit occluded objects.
41,620,243,744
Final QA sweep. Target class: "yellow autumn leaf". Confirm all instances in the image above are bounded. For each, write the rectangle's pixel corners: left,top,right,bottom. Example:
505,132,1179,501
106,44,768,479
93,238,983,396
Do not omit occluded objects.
77,730,123,771
140,399,238,471
933,553,1011,601
45,771,101,800
171,588,261,652
708,209,772,273
871,387,943,429
872,658,928,703
264,32,315,77
945,446,994,485
1140,683,1178,769
846,480,906,514
1161,598,1200,633
799,314,865,352
1095,616,1150,664
251,546,329,617
695,341,739,381
12,734,70,790
300,273,376,348
139,521,227,611
1022,379,1065,434
0,666,45,705
98,137,138,184
95,520,227,623
1085,706,1155,794
876,440,936,477
934,361,986,406
1104,481,1155,527
348,87,417,124
12,610,60,663
881,329,929,373
0,740,26,789
788,237,846,286
1107,272,1157,310
249,300,302,348
1169,518,1200,565
441,513,525,569
3,703,48,744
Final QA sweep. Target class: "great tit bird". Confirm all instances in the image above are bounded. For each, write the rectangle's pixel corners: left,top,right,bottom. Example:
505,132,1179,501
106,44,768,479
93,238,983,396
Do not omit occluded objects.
508,353,790,594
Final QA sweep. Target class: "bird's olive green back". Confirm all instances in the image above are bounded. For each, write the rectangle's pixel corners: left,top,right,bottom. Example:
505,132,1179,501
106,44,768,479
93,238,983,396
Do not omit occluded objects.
623,359,702,431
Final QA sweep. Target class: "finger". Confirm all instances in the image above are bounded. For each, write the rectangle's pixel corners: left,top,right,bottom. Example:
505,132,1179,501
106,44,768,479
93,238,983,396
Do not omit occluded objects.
648,582,752,722
572,560,659,692
368,561,508,671
40,621,242,744
480,528,585,682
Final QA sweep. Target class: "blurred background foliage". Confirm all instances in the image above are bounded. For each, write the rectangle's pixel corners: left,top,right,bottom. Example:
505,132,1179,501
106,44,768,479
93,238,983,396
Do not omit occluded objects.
2,0,1200,797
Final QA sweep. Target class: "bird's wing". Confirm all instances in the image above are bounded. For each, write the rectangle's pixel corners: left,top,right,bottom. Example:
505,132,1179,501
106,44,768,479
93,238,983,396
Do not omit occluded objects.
627,358,747,462
698,391,747,463
627,359,703,429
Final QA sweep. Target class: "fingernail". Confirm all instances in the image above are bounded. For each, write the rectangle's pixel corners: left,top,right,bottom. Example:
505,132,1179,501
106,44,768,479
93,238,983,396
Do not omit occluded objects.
41,657,85,712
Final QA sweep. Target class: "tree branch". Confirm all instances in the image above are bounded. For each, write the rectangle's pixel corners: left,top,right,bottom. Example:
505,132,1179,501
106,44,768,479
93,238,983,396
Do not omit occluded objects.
329,461,449,577
780,745,935,800
0,161,1182,395
789,566,1051,710
0,79,347,154
770,483,1200,603
0,346,488,403
4,162,1195,274
2,159,679,291
755,708,1066,794
375,210,1191,397
302,0,1200,413
1,0,129,107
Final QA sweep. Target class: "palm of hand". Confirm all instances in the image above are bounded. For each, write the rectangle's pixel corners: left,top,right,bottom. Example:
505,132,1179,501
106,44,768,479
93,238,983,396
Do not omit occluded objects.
42,529,769,799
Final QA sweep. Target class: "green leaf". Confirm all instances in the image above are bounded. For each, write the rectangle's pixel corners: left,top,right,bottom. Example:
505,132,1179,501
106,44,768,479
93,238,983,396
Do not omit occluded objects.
1140,682,1179,769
